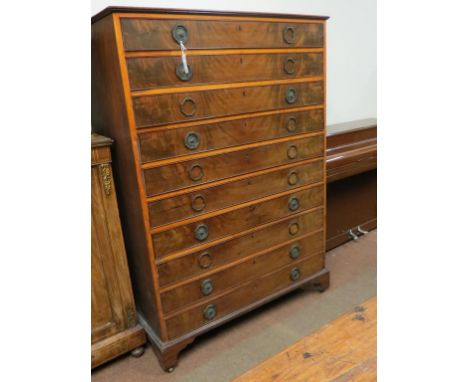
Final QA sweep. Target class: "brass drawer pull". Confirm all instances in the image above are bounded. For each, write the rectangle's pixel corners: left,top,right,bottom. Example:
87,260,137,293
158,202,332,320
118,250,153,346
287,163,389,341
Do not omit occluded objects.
288,197,300,212
188,164,204,181
290,267,301,281
287,145,298,159
176,62,193,81
289,221,300,236
289,244,301,260
184,132,200,150
283,26,297,44
180,97,197,117
288,171,299,186
195,224,209,241
284,57,296,75
172,24,188,44
285,87,298,104
191,194,206,212
201,279,214,296
286,116,297,132
203,304,217,320
198,252,212,269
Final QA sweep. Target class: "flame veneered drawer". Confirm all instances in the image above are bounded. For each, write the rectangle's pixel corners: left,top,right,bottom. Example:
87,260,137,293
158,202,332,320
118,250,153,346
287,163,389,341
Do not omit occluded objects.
133,81,324,128
157,208,324,286
160,230,324,314
148,160,323,228
121,18,324,51
143,134,324,197
152,184,324,258
164,253,324,339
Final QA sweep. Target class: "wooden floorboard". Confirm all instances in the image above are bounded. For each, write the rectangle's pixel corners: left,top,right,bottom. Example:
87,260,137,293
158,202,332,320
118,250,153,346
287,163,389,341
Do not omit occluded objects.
233,296,377,382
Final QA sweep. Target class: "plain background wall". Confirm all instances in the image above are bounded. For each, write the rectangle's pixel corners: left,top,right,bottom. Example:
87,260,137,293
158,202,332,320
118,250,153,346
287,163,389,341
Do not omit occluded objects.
91,0,376,126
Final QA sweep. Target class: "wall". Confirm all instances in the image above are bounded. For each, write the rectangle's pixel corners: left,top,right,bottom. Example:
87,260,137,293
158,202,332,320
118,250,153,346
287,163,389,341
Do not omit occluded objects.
92,0,376,126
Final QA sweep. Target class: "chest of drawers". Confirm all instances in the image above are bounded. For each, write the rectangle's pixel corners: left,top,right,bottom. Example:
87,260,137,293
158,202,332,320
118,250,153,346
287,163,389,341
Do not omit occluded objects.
92,7,329,372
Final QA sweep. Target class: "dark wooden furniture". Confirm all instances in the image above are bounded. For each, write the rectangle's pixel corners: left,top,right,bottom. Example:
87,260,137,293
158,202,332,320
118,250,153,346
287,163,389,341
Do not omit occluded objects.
326,119,377,250
92,7,329,371
91,133,146,368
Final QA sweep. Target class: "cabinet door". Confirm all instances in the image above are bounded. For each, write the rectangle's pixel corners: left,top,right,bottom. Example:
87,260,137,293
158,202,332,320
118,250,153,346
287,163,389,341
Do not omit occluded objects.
91,164,136,344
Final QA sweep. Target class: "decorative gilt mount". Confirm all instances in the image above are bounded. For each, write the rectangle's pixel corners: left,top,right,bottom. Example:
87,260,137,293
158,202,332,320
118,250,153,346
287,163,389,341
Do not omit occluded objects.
99,164,112,196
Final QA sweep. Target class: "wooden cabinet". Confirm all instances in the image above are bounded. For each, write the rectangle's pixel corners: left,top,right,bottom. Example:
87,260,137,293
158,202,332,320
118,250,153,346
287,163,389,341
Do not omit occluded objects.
91,133,146,368
326,120,377,250
92,7,329,372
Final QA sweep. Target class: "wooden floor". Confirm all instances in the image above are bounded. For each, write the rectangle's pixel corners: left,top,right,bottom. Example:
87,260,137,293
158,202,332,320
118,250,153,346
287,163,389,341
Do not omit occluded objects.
234,296,377,382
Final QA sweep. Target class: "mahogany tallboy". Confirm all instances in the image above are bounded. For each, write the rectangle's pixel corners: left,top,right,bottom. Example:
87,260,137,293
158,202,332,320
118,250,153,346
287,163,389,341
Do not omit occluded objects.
92,7,329,371
91,133,146,368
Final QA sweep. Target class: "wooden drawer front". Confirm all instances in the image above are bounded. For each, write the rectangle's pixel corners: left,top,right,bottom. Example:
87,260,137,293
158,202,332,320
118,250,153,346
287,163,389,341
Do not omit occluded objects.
121,19,324,51
152,184,323,257
157,209,324,286
165,254,324,339
161,231,323,314
149,160,323,228
143,135,324,197
139,109,324,163
133,81,324,128
127,53,323,91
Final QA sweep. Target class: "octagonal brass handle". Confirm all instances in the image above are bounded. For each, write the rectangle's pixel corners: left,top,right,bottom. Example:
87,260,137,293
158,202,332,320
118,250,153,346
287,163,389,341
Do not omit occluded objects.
172,24,188,44
180,97,197,117
288,197,300,212
288,171,299,186
203,304,217,320
290,267,301,281
191,194,206,212
283,26,297,44
194,224,209,242
176,62,193,81
184,131,200,150
287,145,298,160
200,279,214,296
286,116,297,132
285,87,298,104
289,221,300,236
188,164,204,182
284,57,296,75
198,252,212,269
289,244,301,260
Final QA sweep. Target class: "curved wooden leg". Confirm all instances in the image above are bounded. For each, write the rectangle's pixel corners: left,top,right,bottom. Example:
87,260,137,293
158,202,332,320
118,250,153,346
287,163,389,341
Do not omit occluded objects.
151,337,194,372
301,269,330,293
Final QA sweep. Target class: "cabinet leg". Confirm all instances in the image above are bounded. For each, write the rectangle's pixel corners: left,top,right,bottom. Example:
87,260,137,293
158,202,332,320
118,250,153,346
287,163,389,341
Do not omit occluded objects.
130,346,145,358
301,269,330,293
151,337,194,372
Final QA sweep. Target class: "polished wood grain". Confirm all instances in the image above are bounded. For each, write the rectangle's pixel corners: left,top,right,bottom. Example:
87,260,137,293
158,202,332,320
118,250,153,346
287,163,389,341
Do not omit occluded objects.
127,52,323,90
152,184,324,257
92,8,328,370
160,231,324,314
92,14,164,338
165,254,324,339
91,134,146,368
234,297,377,382
138,108,323,163
157,209,323,286
326,119,377,183
326,121,377,250
121,18,324,51
133,81,324,128
92,7,329,25
148,159,323,228
143,134,324,197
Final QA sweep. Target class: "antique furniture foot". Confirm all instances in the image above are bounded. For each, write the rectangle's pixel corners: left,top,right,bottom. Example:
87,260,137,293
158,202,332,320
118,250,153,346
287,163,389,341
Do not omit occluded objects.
151,337,195,372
